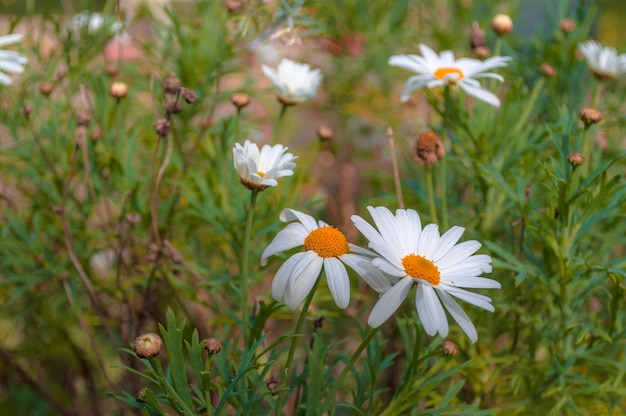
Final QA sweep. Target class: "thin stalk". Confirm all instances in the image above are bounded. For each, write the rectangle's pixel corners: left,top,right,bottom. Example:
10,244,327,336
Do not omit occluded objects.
387,127,404,209
271,102,289,144
425,164,438,224
325,327,379,412
275,275,322,414
241,189,259,341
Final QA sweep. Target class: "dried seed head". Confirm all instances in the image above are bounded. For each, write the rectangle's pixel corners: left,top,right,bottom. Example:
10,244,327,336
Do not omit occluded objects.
126,212,141,225
204,338,223,355
540,63,556,77
164,74,182,95
474,46,491,59
109,81,128,99
181,88,197,104
567,152,585,167
39,82,55,96
76,112,91,127
470,21,487,50
133,333,163,358
22,104,32,119
579,108,602,126
154,118,170,136
492,14,513,36
230,93,250,109
317,125,333,142
559,18,575,33
413,131,445,166
165,100,183,115
442,340,459,356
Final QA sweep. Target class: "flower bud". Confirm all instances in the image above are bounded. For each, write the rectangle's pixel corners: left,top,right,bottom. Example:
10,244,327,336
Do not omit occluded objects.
579,108,602,126
181,87,197,104
540,63,556,77
470,21,486,50
109,81,128,100
136,387,148,402
133,333,163,358
413,131,445,166
76,112,91,127
39,82,55,96
204,337,223,355
317,125,333,142
492,14,513,36
559,18,575,33
154,118,170,137
568,152,585,167
266,377,280,396
442,340,459,356
230,93,250,109
474,46,491,59
164,74,181,95
22,104,32,119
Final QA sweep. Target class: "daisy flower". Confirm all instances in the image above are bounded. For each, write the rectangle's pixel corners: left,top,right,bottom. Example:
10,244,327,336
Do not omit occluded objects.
261,209,392,309
0,34,28,86
261,58,323,104
578,40,626,79
351,206,500,342
73,11,123,34
389,43,511,107
233,140,297,191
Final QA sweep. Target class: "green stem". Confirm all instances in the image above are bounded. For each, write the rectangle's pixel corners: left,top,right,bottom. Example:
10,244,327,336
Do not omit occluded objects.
325,327,379,413
425,164,438,224
241,190,259,342
271,102,289,144
275,275,322,414
438,154,448,230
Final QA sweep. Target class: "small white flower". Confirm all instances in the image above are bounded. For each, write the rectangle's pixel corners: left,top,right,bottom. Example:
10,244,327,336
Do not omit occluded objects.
578,40,626,79
261,58,323,104
261,209,391,309
233,140,297,191
351,206,500,342
389,43,511,107
73,11,123,34
0,34,28,86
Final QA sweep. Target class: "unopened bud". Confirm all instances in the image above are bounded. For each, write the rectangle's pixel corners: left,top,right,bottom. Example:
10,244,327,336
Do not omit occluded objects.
492,14,513,36
579,108,602,126
317,125,333,142
154,118,170,136
133,333,163,358
470,21,486,50
109,81,128,100
474,46,491,59
266,377,280,396
442,340,459,356
204,338,223,354
540,63,556,77
76,112,91,127
164,74,181,95
568,152,585,167
225,0,244,13
181,88,197,104
165,100,183,115
559,18,575,34
413,131,445,166
39,82,55,96
230,93,250,109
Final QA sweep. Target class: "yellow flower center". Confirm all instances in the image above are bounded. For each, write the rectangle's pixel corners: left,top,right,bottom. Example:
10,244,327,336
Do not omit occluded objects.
434,67,464,82
402,254,440,285
303,226,349,258
257,171,266,178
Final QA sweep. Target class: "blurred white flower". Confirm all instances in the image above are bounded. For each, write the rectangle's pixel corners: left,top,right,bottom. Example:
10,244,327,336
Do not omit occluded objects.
261,209,390,309
351,206,500,342
389,43,510,107
73,11,123,34
578,40,626,79
233,140,297,191
261,58,323,104
0,34,27,86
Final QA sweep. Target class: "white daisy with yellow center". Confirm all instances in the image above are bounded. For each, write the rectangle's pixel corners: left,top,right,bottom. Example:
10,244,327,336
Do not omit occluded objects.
261,58,323,104
261,209,391,310
351,206,500,342
578,40,626,79
389,43,511,107
233,140,297,191
0,34,27,86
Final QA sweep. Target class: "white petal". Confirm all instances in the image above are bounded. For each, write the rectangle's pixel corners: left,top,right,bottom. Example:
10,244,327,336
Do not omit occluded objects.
271,253,305,302
368,276,413,327
0,71,13,85
0,34,23,47
0,60,24,73
458,81,501,107
431,226,465,262
437,289,478,343
440,276,501,289
260,222,307,265
372,257,406,277
279,208,318,231
284,252,324,309
439,285,495,312
324,257,350,309
436,240,481,269
417,224,440,258
415,284,448,337
341,253,394,293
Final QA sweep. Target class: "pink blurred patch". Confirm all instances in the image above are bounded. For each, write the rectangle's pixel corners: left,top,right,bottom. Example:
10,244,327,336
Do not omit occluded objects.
104,39,143,62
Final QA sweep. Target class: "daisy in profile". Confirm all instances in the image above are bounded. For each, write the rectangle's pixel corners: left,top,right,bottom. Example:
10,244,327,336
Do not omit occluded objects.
578,40,626,79
0,34,28,86
261,209,392,309
262,58,323,105
389,43,510,107
351,206,500,342
233,140,297,191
